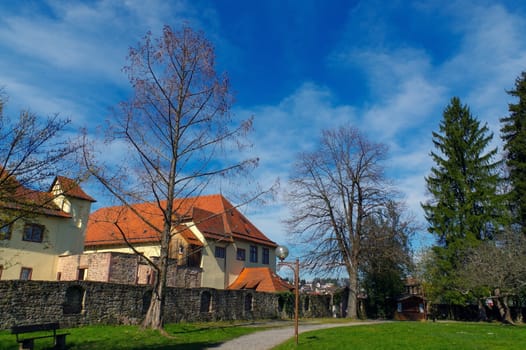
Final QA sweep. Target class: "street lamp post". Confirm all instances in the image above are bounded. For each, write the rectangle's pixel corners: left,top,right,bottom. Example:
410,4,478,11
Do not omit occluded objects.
275,245,300,345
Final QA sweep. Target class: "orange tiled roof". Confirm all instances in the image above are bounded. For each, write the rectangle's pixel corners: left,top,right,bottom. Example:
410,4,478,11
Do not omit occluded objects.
10,186,71,218
0,173,94,218
85,203,163,245
227,267,294,293
177,226,204,247
85,194,277,248
51,176,96,202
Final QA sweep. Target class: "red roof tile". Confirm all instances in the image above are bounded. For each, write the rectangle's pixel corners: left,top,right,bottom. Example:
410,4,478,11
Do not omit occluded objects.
85,194,277,248
227,267,294,293
177,226,204,247
51,176,96,202
0,174,70,218
85,203,162,245
11,187,72,218
0,173,95,218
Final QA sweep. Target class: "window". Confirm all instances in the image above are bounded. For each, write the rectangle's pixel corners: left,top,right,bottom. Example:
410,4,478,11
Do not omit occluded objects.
147,269,156,285
215,246,226,259
77,268,87,280
23,223,44,243
142,291,152,315
245,293,253,312
0,223,12,240
262,247,270,265
236,248,246,261
250,245,258,263
278,294,285,313
63,286,84,314
200,291,212,313
187,246,202,267
20,267,32,280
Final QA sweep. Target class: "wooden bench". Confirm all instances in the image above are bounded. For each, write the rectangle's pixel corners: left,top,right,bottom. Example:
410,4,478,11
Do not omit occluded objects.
11,322,70,350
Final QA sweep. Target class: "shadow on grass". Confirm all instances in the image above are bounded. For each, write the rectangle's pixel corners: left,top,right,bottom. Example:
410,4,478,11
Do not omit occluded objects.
68,340,224,350
169,325,240,335
167,321,279,335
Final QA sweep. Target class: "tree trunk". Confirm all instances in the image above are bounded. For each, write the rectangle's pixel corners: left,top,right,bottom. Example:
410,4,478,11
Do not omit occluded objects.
494,289,514,324
142,241,169,329
142,289,163,329
346,266,358,319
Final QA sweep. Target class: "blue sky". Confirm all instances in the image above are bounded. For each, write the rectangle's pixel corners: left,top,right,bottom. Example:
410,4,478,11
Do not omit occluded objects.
1,0,525,256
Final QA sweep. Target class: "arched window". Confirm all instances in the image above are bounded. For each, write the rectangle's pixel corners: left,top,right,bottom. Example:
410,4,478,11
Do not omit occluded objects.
278,294,285,313
200,291,212,313
63,285,84,314
142,290,152,315
245,293,253,312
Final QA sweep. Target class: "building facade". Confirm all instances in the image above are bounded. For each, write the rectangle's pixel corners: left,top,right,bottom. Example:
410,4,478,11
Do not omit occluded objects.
0,176,95,281
59,194,281,290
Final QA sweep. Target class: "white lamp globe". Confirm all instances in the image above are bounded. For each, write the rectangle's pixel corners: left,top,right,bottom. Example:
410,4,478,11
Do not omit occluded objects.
275,245,289,261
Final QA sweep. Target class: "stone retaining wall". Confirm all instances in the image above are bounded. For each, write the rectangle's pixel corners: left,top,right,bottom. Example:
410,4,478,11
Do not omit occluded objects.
0,280,332,329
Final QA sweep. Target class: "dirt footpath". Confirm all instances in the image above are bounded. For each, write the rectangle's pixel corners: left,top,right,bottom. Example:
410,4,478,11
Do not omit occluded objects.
207,320,386,350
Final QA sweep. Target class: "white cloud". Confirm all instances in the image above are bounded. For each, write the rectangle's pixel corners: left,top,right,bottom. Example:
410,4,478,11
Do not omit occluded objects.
363,76,445,139
434,1,526,156
0,0,207,128
242,82,357,170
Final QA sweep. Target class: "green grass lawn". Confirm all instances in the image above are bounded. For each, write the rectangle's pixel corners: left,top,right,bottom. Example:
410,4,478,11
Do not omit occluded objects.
273,322,526,350
1,321,524,350
0,322,263,350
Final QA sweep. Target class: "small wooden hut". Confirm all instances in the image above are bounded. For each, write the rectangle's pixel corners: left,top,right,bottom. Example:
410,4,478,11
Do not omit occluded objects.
394,277,426,321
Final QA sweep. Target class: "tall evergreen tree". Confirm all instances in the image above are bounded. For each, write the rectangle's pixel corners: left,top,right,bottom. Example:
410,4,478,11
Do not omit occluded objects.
501,71,526,234
423,97,503,247
422,97,504,305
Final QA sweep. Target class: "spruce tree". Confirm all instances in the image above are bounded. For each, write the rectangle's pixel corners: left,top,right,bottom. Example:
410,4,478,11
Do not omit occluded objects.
501,71,526,234
423,97,503,246
423,97,504,305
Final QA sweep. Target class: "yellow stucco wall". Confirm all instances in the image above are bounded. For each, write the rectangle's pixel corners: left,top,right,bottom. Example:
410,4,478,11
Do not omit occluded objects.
186,224,277,289
0,193,92,281
84,244,161,258
0,213,85,280
0,247,60,280
227,240,277,285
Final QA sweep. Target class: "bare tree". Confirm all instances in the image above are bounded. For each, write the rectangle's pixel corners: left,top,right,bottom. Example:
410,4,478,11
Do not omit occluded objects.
285,125,395,318
457,229,526,323
84,26,257,330
0,88,80,227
